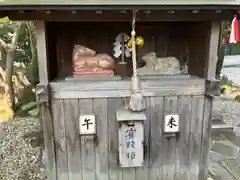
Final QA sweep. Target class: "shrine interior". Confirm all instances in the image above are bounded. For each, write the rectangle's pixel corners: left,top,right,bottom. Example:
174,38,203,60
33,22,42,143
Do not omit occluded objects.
46,21,213,81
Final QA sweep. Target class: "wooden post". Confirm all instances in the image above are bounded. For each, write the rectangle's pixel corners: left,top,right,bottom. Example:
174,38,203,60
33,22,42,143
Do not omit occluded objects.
35,21,49,84
204,21,221,79
204,21,222,97
201,21,221,180
34,20,57,180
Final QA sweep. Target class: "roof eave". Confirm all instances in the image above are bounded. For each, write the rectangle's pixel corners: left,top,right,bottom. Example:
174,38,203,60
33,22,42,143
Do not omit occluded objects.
0,4,240,11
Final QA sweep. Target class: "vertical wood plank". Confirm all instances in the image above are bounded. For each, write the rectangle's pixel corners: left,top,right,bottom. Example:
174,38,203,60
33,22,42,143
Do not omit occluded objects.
34,20,48,84
188,96,204,180
41,103,57,180
162,96,178,180
175,96,192,180
79,99,96,180
93,98,109,180
52,100,69,180
205,21,221,79
199,97,212,180
149,97,164,180
107,98,122,180
64,99,82,180
35,20,57,180
135,97,150,180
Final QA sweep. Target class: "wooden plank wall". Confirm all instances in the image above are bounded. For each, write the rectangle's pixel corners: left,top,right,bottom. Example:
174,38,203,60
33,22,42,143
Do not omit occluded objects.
51,95,210,180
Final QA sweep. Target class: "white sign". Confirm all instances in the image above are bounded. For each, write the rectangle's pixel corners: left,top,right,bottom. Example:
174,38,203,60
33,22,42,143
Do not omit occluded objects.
164,114,179,133
79,114,96,135
119,122,144,167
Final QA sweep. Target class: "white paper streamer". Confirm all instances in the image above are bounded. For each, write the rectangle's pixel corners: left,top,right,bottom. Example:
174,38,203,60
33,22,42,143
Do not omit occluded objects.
113,33,132,58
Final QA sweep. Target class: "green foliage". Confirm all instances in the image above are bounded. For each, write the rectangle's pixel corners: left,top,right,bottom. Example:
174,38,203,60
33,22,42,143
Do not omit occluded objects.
0,21,34,65
0,20,39,118
16,23,32,65
15,85,39,117
220,75,233,94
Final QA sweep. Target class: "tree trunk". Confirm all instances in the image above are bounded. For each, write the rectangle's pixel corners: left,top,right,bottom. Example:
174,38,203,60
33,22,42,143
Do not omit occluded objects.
26,21,39,86
5,49,16,111
4,22,22,112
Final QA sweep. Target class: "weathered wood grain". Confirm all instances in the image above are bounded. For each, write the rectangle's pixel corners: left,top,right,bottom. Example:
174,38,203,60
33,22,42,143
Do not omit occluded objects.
50,78,206,99
51,94,212,180
107,98,122,180
35,20,57,180
64,99,82,180
162,96,178,180
175,96,192,180
52,100,69,180
188,96,205,180
34,20,48,84
135,97,150,180
204,21,221,79
78,99,96,180
199,97,212,180
149,96,164,180
41,103,57,180
93,98,109,180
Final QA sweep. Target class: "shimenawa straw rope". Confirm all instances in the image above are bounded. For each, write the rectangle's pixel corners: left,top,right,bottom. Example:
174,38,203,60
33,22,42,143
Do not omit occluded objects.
128,10,146,112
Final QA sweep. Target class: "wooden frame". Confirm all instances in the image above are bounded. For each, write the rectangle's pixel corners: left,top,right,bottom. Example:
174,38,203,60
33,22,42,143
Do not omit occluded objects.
34,20,57,180
49,77,206,99
8,10,235,21
205,21,221,79
31,8,221,180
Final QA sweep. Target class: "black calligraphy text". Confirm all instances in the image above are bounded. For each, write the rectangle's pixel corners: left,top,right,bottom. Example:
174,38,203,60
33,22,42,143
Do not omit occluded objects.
167,116,177,128
124,127,136,139
126,140,135,148
82,118,93,130
127,152,136,160
124,127,137,160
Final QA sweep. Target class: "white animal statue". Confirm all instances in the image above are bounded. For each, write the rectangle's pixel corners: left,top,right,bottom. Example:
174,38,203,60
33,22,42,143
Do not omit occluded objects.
138,52,181,75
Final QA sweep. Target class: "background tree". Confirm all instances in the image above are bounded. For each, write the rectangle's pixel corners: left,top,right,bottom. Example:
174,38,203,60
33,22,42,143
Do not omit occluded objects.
0,18,39,120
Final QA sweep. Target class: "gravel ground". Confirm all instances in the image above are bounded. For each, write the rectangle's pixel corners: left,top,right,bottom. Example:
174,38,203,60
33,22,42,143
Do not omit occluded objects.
0,117,47,180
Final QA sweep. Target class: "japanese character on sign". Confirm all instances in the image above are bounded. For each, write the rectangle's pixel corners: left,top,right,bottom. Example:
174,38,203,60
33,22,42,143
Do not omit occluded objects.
124,127,136,139
79,114,96,135
124,126,137,159
126,140,135,148
164,114,179,133
82,118,93,130
127,152,136,160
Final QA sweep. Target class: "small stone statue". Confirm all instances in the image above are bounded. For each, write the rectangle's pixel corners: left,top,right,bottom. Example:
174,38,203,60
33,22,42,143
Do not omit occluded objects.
72,45,115,76
137,52,181,75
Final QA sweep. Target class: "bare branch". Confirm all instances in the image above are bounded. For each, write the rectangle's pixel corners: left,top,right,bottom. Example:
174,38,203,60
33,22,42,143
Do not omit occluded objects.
10,22,23,49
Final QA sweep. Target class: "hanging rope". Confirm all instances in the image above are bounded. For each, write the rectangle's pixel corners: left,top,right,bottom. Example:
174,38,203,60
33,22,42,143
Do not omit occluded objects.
128,10,146,112
131,10,138,81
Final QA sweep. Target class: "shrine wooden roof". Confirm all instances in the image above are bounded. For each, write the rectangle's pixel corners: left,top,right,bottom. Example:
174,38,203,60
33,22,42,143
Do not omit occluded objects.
1,0,240,10
0,0,239,21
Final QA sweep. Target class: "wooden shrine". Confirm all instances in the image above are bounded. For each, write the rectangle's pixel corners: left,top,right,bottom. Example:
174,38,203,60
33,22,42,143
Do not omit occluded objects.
1,1,240,180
